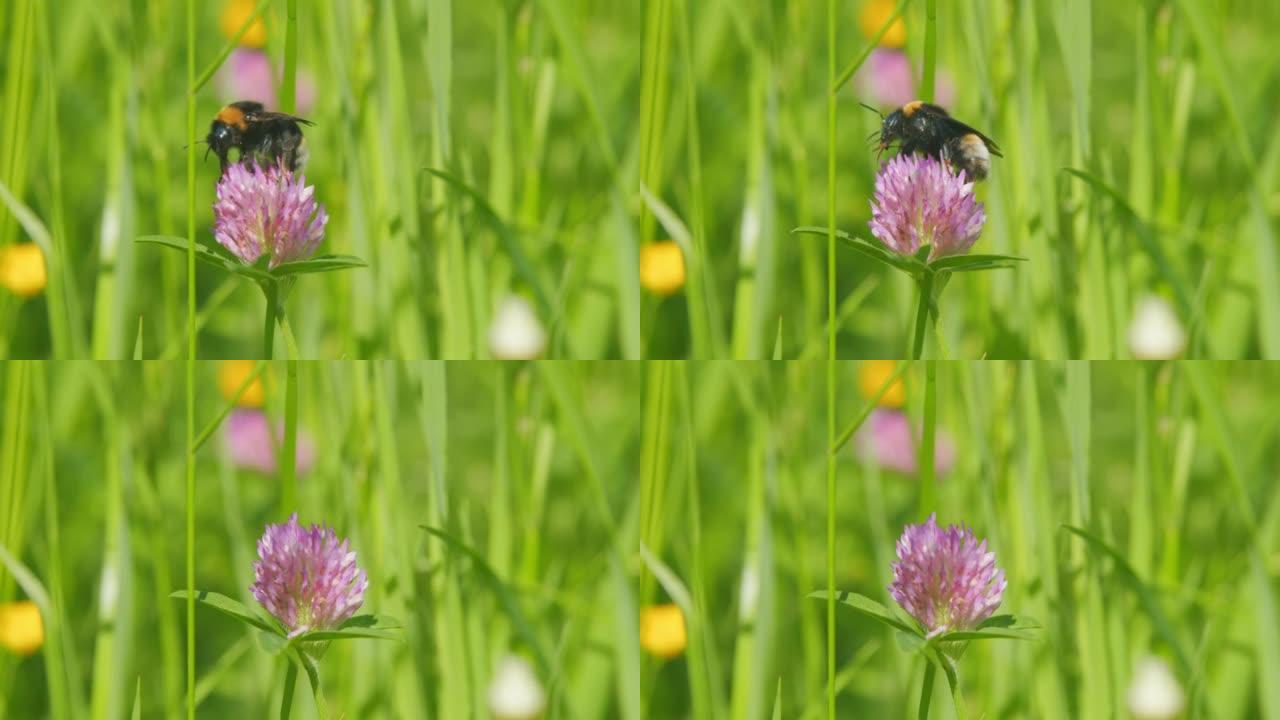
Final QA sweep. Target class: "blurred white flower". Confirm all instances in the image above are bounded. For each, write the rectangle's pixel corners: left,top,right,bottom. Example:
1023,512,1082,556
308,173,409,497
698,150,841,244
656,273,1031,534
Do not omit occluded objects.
1128,295,1186,359
1127,656,1185,720
488,655,546,720
489,295,546,360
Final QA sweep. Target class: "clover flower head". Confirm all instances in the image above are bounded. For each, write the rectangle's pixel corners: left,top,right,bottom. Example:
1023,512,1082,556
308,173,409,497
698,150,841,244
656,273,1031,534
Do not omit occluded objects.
213,162,328,269
888,513,1005,637
868,154,985,261
250,513,367,638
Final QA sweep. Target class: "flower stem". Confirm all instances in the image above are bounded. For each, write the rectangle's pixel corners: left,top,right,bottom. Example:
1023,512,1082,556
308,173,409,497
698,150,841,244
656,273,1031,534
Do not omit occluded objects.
919,360,937,518
279,663,297,720
263,282,278,359
280,359,298,518
912,273,933,359
922,0,937,103
918,660,936,720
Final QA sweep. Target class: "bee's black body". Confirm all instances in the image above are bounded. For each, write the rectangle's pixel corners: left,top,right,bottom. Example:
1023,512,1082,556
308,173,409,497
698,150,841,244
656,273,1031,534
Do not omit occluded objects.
873,100,1002,181
206,100,313,174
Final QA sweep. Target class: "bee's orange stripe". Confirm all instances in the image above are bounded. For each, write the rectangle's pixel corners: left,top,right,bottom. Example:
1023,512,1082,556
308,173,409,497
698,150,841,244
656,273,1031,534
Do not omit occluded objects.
903,100,924,117
215,106,247,130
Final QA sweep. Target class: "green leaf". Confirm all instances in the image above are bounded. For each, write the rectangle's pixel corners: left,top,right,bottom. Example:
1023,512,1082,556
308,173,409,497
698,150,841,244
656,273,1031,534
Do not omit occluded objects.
258,630,287,655
339,613,401,629
928,253,1027,273
1061,169,1193,316
421,525,553,676
270,254,368,277
1062,525,1191,675
131,677,142,720
930,613,1041,643
924,646,966,720
136,236,273,283
285,646,326,716
170,590,280,636
808,590,922,637
294,614,402,642
977,614,1016,629
423,168,553,317
792,226,923,276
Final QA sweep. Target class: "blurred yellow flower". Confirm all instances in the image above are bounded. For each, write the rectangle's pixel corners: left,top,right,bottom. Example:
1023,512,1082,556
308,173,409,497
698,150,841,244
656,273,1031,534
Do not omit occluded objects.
640,603,686,659
0,601,44,656
640,241,686,296
858,360,906,408
0,243,47,298
859,0,908,49
218,360,268,407
220,0,268,48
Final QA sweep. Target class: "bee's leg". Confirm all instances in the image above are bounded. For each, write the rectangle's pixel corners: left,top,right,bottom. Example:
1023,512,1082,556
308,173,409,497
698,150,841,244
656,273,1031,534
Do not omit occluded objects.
280,127,304,172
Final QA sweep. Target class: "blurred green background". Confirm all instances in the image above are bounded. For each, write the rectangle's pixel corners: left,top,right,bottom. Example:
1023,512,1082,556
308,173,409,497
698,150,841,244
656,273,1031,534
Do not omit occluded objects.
639,0,1280,358
0,0,640,359
0,360,641,717
642,360,1280,718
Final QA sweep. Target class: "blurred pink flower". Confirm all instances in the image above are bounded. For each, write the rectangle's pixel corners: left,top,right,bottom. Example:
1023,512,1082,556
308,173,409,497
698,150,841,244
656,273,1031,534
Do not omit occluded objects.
223,409,316,476
855,409,956,477
856,49,955,110
215,48,317,116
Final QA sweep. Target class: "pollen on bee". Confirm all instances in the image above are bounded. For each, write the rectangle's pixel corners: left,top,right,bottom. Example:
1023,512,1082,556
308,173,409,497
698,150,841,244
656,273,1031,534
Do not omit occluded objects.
902,100,924,117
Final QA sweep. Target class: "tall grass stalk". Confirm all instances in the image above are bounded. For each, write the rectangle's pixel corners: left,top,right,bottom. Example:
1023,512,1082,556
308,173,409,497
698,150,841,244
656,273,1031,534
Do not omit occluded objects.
824,0,837,714
921,0,937,103
183,0,196,717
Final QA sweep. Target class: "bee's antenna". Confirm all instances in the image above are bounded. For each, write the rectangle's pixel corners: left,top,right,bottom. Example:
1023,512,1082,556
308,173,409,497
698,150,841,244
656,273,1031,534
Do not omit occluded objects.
858,102,885,119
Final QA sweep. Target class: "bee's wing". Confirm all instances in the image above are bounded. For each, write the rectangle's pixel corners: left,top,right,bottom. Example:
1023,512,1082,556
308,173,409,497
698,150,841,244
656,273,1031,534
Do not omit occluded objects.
939,117,1003,157
249,110,316,127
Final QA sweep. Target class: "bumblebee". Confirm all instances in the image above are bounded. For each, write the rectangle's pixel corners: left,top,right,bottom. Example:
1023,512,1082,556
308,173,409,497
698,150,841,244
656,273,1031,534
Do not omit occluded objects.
205,100,313,174
869,100,1002,181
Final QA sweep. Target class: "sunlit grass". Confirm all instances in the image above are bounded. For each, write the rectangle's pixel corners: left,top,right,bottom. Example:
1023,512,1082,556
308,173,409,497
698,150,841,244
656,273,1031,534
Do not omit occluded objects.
638,0,1279,359
0,0,640,359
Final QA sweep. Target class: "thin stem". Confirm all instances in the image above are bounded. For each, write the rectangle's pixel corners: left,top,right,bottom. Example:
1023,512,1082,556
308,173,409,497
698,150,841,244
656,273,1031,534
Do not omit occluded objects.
192,361,270,451
190,0,274,93
185,0,197,715
279,663,297,720
918,660,936,720
922,0,937,103
825,0,838,715
279,309,300,360
280,360,298,518
282,0,298,114
263,282,277,359
912,274,933,359
919,361,937,518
